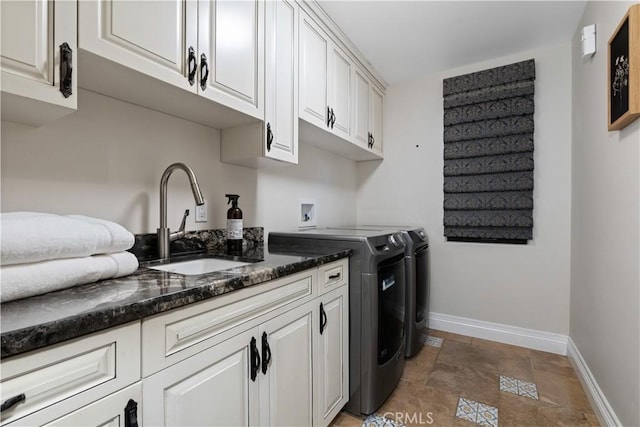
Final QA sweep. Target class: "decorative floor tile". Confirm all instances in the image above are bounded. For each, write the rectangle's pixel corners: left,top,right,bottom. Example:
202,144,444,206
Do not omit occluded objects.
476,403,499,427
456,397,498,425
424,335,444,348
362,413,405,427
499,375,539,400
455,397,479,423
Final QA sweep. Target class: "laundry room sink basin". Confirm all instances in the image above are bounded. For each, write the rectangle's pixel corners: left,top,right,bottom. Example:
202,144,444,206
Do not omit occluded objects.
148,258,252,275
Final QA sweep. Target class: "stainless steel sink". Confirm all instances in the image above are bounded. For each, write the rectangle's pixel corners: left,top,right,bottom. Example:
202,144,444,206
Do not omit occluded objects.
148,258,251,275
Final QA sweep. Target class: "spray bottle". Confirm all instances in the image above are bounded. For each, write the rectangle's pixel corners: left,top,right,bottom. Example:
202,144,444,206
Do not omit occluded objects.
226,194,243,255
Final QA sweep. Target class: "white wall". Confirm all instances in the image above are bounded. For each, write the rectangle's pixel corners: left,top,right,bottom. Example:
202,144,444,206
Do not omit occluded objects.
570,2,640,425
357,43,573,335
1,89,357,235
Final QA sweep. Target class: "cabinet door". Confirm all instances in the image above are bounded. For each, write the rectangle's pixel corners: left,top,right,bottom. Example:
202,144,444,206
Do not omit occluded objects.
259,302,314,427
299,11,329,129
0,0,76,126
314,286,349,427
199,0,264,119
370,85,384,155
264,0,298,163
143,327,259,427
328,43,352,140
78,0,195,93
44,383,141,427
353,68,371,149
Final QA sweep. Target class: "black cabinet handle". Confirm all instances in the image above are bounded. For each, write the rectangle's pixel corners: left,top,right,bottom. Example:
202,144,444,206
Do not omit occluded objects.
328,272,341,280
320,302,327,335
59,42,72,98
124,399,139,427
261,331,272,374
326,106,332,127
1,394,25,412
330,108,336,129
250,336,260,381
200,53,209,91
187,46,197,86
266,122,273,152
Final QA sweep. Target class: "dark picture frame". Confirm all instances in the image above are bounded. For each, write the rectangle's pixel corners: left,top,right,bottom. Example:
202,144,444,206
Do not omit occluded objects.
608,4,640,131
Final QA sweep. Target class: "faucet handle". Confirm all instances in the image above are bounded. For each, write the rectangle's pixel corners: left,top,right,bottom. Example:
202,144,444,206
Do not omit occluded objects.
177,209,189,233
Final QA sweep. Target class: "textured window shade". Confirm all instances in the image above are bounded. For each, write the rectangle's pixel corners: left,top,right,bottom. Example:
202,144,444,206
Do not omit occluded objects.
443,59,535,242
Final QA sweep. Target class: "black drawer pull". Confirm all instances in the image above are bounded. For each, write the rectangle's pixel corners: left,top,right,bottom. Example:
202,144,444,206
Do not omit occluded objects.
59,42,72,98
320,302,327,335
1,394,25,412
124,399,139,427
261,331,272,374
187,46,197,86
328,272,341,280
250,336,260,381
200,53,209,91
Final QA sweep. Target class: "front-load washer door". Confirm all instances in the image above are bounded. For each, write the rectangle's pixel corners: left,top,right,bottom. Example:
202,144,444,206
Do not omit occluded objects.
377,254,406,364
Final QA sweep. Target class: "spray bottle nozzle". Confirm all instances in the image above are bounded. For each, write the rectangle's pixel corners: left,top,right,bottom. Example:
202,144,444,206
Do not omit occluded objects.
226,194,239,207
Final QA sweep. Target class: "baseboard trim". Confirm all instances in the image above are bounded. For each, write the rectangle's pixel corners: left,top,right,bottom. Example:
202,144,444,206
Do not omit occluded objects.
427,312,568,355
567,338,621,427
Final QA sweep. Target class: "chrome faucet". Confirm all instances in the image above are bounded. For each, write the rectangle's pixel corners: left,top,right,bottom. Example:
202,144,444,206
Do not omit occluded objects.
157,163,205,259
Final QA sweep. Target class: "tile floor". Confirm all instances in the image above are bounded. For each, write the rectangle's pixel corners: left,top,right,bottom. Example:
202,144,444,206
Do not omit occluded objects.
330,329,599,427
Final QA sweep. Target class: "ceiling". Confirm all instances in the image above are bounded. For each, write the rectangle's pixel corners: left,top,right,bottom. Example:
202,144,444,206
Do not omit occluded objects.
316,1,588,85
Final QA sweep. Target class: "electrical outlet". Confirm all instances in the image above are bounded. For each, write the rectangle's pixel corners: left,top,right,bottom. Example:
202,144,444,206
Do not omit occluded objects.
195,202,207,223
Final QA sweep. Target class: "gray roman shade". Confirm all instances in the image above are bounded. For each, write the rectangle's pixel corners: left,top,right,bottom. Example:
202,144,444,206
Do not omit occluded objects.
443,59,535,243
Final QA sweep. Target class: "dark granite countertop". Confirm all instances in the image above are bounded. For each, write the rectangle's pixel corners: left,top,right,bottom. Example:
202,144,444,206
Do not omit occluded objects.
1,245,350,358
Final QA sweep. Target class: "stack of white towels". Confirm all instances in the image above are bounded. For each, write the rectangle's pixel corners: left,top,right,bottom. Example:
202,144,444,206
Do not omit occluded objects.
1,212,139,303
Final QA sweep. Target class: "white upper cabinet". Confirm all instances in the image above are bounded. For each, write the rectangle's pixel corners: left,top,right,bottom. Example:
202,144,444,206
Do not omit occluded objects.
299,11,352,141
199,0,264,118
298,6,383,161
370,84,384,155
78,0,263,129
328,44,352,140
79,0,195,92
353,67,371,149
299,11,329,128
0,0,77,126
353,66,384,155
220,0,298,167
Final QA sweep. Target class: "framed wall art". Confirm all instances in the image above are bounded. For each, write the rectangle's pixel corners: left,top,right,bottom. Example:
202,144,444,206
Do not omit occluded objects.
608,4,640,131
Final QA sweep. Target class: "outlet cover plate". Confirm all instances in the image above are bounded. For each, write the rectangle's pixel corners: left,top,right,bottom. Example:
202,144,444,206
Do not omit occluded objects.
195,203,207,223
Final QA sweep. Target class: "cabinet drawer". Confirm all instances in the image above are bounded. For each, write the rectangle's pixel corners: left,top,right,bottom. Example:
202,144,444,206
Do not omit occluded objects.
142,269,315,377
1,322,140,426
318,258,348,295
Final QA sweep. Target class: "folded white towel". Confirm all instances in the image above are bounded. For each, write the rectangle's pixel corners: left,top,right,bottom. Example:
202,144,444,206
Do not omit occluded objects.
0,251,139,303
1,212,134,266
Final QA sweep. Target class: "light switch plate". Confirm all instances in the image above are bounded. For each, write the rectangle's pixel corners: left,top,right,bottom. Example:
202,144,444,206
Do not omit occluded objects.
195,203,207,223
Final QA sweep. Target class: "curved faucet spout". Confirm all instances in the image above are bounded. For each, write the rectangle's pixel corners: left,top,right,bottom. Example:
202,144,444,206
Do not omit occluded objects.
158,163,205,259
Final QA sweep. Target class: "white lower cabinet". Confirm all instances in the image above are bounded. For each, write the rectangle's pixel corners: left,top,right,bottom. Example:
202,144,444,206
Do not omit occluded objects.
314,286,349,426
142,258,348,427
0,259,349,427
259,302,314,426
1,322,141,427
143,327,258,426
45,383,142,427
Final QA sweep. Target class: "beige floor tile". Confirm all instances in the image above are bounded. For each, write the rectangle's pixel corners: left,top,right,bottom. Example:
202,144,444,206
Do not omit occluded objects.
427,329,472,344
329,411,363,427
534,369,594,413
471,337,532,358
426,361,501,406
530,349,577,378
402,345,439,385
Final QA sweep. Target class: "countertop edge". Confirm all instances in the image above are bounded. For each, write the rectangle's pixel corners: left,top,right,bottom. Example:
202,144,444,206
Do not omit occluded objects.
1,249,350,359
